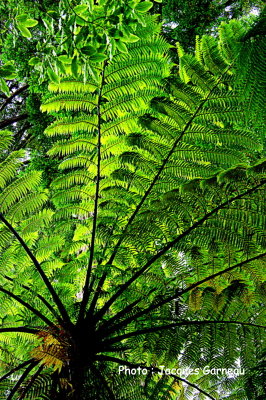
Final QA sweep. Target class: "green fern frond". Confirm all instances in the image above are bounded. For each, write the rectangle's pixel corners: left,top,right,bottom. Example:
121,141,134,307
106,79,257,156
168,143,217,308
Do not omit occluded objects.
0,130,13,153
41,93,97,113
45,117,98,137
0,171,43,213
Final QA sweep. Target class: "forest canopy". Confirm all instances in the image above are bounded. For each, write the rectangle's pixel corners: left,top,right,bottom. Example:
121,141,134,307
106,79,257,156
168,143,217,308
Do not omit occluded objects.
0,1,265,399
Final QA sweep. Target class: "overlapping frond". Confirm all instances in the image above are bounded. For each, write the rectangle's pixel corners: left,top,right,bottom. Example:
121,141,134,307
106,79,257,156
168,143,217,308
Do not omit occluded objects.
0,13,265,400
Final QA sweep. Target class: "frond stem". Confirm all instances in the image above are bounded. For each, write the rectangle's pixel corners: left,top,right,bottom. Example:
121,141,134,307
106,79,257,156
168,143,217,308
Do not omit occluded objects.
97,299,142,332
97,288,157,333
18,365,44,400
106,63,235,268
0,327,40,334
0,213,72,326
6,361,38,400
104,252,266,334
78,60,107,323
95,180,265,321
0,285,56,328
2,274,61,321
102,320,266,345
0,359,34,383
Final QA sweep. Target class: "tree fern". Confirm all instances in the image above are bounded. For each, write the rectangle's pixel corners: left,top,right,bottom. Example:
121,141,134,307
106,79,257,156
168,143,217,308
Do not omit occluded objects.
0,10,265,400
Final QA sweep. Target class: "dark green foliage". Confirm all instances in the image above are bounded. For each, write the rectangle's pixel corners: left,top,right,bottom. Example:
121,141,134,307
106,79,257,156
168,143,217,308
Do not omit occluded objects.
161,0,265,51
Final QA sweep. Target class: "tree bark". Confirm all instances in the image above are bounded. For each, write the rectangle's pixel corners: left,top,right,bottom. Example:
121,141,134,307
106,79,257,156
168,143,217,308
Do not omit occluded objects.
0,113,28,129
0,84,29,112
